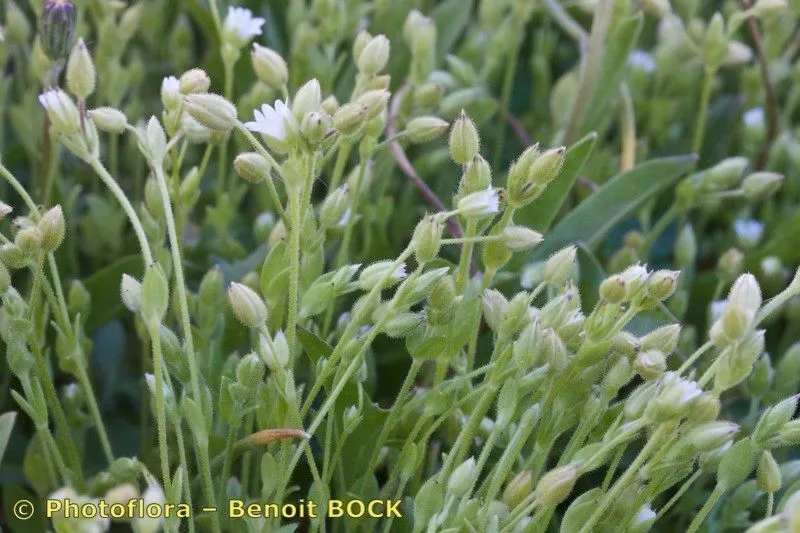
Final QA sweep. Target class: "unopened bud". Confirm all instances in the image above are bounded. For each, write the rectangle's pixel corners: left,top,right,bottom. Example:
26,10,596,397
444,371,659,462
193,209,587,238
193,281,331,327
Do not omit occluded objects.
449,110,480,165
319,186,350,229
88,107,128,134
292,79,322,122
412,216,443,264
500,226,543,251
228,282,268,327
641,324,681,354
542,246,577,287
38,89,80,136
300,112,331,145
38,205,66,252
742,172,784,200
535,465,578,506
675,224,697,268
251,44,288,89
718,248,744,282
15,226,43,254
356,34,390,75
503,471,533,508
120,274,142,313
179,68,211,95
729,273,762,314
321,95,339,115
752,0,788,16
358,261,407,290
333,103,368,135
406,116,449,144
448,457,477,498
40,0,76,59
599,275,628,304
457,187,500,218
234,152,271,184
66,38,95,99
141,264,170,324
415,83,444,108
259,331,289,371
184,93,238,131
757,450,781,493
688,421,740,452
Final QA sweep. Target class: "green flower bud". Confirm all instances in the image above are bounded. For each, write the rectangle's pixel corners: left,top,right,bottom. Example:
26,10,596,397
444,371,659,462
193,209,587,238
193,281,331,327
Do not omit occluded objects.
321,95,339,115
415,83,444,108
333,102,368,135
414,478,443,527
235,352,265,391
429,275,456,314
234,152,271,184
503,471,533,509
38,205,65,252
753,395,799,449
752,0,788,17
356,34,390,75
39,0,76,59
300,111,331,145
406,116,449,144
542,327,568,373
319,185,350,229
141,264,169,325
448,457,477,498
757,450,781,493
292,79,322,122
500,226,543,251
529,146,566,187
358,261,407,290
179,68,211,95
1,243,29,269
356,89,390,120
449,110,480,165
15,226,43,254
483,289,509,333
634,350,666,380
640,324,681,355
705,156,749,191
542,246,577,287
718,248,745,282
184,93,238,131
721,302,753,342
461,155,492,194
645,270,680,302
743,516,785,533
353,30,373,64
599,275,628,304
689,421,740,452
535,465,578,506
88,107,128,134
412,215,443,264
259,331,289,371
251,44,288,89
120,274,142,313
66,38,96,99
690,393,722,422
228,282,267,328
742,172,784,200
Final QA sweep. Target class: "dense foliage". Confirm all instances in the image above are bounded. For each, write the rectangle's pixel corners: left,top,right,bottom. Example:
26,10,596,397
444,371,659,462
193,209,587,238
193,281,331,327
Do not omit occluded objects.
1,0,800,532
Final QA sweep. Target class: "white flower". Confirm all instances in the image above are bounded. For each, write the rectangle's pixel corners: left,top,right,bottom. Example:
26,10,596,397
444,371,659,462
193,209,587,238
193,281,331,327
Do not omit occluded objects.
393,264,408,281
710,300,726,322
161,76,181,111
457,187,500,218
223,7,265,48
336,208,352,228
133,481,166,533
733,219,764,248
628,50,656,73
743,107,765,128
728,273,762,314
633,505,657,526
38,89,80,135
673,376,703,407
245,100,293,142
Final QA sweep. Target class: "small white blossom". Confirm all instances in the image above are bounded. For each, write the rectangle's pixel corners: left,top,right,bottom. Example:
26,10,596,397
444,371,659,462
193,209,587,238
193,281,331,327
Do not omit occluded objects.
393,264,408,281
336,208,352,228
245,100,294,142
223,7,265,48
457,187,500,218
673,376,703,407
733,219,764,248
629,50,656,73
38,89,80,135
161,76,181,111
633,505,657,526
743,107,765,128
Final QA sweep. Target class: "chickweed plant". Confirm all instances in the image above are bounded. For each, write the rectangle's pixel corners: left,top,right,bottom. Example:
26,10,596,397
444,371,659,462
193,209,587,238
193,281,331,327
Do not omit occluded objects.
1,0,800,531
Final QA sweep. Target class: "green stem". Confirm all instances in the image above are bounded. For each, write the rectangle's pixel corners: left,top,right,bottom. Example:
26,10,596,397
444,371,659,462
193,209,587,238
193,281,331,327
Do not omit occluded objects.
286,188,302,363
218,422,239,525
577,424,670,533
641,204,678,257
89,158,154,264
75,364,114,464
686,484,725,533
455,220,478,292
655,470,701,522
148,323,172,494
692,66,716,156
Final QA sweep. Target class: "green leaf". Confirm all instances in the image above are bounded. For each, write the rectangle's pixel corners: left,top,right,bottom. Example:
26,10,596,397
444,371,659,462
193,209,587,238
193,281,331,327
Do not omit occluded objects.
519,132,598,233
531,155,697,261
0,412,17,467
575,243,606,311
433,0,474,63
746,208,800,270
84,255,143,332
578,14,644,135
296,325,333,365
